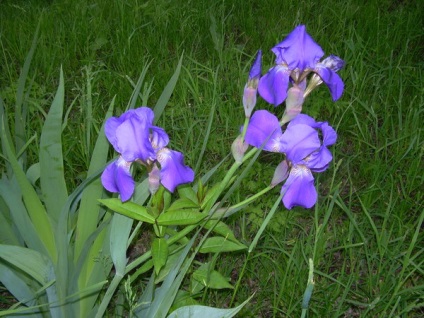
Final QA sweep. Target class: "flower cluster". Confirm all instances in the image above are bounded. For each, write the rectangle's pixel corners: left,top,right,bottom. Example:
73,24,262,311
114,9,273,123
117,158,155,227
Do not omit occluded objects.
245,111,336,209
241,24,343,209
258,25,344,107
101,107,194,201
101,25,344,210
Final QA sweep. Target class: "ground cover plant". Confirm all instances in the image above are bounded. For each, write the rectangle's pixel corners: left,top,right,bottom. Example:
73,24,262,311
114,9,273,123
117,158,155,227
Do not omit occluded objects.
0,0,423,317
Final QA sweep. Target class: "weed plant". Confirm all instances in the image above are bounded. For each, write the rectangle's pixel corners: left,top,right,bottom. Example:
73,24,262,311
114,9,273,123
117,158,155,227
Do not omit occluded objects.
1,0,423,316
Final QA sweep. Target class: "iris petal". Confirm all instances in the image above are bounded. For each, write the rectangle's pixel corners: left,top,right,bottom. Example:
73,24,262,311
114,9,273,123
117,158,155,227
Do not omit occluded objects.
258,65,291,106
305,147,333,172
101,157,135,202
115,116,155,162
272,25,324,72
245,110,284,152
281,165,317,209
150,126,169,150
157,149,194,192
315,66,344,101
320,122,337,146
281,124,321,163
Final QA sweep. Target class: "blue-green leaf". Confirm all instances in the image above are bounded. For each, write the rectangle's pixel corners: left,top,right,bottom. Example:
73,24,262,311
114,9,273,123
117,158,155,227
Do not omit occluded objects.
167,297,252,318
39,67,68,224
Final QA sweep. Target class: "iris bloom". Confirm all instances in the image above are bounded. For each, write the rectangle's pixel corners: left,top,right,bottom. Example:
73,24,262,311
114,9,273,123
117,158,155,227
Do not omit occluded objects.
101,107,194,201
245,110,337,209
258,25,345,106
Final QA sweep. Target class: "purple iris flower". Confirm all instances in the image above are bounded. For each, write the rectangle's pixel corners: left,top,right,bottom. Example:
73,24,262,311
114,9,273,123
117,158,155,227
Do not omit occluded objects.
101,107,194,201
258,25,345,106
245,111,337,209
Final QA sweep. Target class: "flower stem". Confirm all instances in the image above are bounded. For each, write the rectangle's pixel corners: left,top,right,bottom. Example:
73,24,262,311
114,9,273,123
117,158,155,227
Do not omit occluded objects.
230,193,283,306
215,185,274,218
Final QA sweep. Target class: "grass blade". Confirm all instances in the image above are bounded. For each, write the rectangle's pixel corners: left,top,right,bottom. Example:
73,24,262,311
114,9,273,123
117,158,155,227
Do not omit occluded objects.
14,21,39,158
153,53,184,123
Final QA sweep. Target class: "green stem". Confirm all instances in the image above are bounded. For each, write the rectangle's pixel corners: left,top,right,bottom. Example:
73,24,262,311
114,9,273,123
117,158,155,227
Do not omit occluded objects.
230,193,283,307
231,185,274,211
248,193,283,253
241,116,249,140
214,185,274,218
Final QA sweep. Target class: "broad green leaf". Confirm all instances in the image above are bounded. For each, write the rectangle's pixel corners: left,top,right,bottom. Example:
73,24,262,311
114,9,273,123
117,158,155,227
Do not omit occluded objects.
99,198,155,224
1,120,57,261
39,67,68,224
199,237,247,254
74,97,114,262
152,238,168,275
203,220,239,243
169,290,199,313
156,210,206,226
110,213,133,274
167,296,253,318
177,185,199,205
0,198,20,246
192,268,233,290
153,53,183,123
166,198,199,212
135,236,197,318
154,247,186,284
0,179,46,254
200,181,222,211
0,262,38,308
26,163,40,186
0,245,51,284
190,275,205,294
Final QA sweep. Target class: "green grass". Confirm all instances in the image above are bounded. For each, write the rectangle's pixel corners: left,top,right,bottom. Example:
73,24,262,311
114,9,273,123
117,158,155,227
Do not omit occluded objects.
1,0,423,316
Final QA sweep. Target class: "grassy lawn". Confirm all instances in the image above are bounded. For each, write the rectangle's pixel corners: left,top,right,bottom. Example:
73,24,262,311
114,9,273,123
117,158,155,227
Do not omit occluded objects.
1,0,423,316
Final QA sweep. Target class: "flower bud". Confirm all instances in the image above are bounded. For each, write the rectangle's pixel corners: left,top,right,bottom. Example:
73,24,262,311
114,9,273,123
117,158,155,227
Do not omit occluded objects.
271,160,289,186
243,50,262,118
148,164,161,195
281,85,304,123
243,85,257,118
231,135,248,163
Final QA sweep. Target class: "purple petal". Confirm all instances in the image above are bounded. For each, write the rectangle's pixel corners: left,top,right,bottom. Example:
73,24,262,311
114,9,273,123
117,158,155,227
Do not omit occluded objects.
315,65,344,101
157,149,194,192
115,115,156,162
249,50,262,79
245,110,284,152
321,55,345,72
281,124,321,163
101,157,135,202
134,106,155,124
320,122,337,146
305,147,333,172
272,25,324,72
150,126,169,150
258,65,291,106
289,113,319,128
105,117,124,150
281,165,317,209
